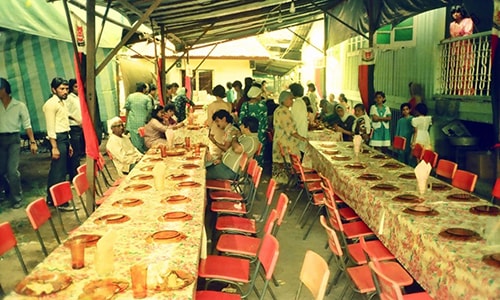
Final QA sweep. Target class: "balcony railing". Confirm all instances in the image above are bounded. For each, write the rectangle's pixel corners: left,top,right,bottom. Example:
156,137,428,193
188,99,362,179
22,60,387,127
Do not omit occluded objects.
438,31,492,97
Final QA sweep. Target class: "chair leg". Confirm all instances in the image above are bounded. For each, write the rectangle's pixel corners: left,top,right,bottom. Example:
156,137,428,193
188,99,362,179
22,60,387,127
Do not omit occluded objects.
78,195,90,218
71,200,82,224
0,283,5,297
35,230,48,257
288,189,304,216
297,200,312,226
49,219,61,244
14,245,28,275
302,206,322,240
56,208,68,235
294,283,303,300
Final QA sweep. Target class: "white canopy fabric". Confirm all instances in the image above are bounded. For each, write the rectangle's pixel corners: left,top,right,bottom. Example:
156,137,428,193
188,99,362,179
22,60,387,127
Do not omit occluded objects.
0,0,128,48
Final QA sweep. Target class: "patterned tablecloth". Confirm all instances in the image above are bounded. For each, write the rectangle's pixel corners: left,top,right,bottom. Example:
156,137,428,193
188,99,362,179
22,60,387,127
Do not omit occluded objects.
304,141,500,300
6,147,207,299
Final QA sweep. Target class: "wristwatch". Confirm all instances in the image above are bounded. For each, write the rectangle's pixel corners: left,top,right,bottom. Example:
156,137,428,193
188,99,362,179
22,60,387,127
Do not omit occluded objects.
30,141,36,145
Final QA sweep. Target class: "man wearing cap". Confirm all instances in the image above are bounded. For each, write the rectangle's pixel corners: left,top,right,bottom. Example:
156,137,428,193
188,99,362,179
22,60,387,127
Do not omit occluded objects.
106,117,143,175
0,78,37,209
43,77,74,209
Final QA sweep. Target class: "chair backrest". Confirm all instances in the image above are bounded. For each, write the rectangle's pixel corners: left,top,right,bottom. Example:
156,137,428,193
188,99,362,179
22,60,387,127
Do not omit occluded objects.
239,152,249,174
411,143,424,160
106,149,114,161
257,234,280,281
320,185,343,232
73,172,89,197
368,261,405,300
275,193,288,227
77,164,87,174
263,209,278,235
49,181,73,206
289,153,306,180
421,149,438,168
252,165,263,190
393,136,406,151
297,250,330,300
138,126,145,137
319,215,344,257
451,169,478,192
255,143,263,157
492,178,500,200
435,159,458,180
0,222,28,274
26,198,52,230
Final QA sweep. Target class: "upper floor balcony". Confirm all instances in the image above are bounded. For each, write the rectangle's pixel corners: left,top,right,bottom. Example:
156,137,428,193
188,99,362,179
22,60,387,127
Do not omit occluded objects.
438,31,492,100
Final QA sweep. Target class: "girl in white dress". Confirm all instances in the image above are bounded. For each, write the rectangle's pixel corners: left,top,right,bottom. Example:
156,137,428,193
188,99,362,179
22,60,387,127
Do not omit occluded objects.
411,103,432,149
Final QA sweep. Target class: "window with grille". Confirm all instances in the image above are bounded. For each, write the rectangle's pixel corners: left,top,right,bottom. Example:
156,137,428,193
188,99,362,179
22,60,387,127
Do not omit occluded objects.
375,17,415,48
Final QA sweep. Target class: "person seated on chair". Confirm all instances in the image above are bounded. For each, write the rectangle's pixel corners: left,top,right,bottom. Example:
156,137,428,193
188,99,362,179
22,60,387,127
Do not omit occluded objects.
206,112,260,180
144,104,184,150
106,117,143,175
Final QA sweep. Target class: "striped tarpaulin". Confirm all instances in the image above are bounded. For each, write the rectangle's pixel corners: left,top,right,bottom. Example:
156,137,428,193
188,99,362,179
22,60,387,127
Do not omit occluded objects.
0,30,118,134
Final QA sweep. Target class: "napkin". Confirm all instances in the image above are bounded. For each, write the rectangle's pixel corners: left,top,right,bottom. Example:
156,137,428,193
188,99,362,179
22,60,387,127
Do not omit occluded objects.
153,163,166,191
95,230,117,277
166,128,174,149
414,160,432,195
353,135,362,154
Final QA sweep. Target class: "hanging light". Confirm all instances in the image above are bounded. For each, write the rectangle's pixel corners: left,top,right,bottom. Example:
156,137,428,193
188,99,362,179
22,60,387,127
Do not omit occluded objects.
289,0,295,14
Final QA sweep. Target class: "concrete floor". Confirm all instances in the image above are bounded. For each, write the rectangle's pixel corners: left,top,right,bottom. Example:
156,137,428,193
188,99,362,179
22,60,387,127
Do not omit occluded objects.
0,141,495,299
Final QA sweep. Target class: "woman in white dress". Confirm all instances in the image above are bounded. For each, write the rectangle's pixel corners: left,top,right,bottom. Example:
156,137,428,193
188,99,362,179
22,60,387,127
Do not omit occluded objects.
411,103,432,149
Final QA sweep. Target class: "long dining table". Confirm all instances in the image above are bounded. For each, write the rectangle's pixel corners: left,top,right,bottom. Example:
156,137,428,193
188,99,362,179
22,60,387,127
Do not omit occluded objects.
303,140,500,300
6,126,210,299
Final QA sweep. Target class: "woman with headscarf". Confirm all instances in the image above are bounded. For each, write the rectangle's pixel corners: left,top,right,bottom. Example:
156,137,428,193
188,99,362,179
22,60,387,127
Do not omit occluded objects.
332,104,355,141
272,90,307,185
239,83,268,165
206,85,233,159
319,99,335,121
173,87,195,122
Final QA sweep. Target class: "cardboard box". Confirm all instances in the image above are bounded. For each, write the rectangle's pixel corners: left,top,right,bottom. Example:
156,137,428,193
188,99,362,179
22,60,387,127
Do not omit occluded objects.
466,151,495,180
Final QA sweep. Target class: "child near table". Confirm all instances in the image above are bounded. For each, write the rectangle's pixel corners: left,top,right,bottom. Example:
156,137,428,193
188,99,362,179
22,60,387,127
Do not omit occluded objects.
411,103,432,150
395,102,413,164
369,91,391,151
352,103,371,143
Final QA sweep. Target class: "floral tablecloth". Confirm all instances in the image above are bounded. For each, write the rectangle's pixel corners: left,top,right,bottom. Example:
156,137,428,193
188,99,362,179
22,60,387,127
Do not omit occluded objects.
6,148,207,299
304,141,500,300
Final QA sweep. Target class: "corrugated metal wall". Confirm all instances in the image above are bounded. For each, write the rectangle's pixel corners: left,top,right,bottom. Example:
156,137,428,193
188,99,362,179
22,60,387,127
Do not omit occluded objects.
0,30,118,133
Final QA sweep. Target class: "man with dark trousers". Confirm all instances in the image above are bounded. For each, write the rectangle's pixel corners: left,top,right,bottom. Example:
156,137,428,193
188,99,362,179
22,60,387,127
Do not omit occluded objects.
43,77,75,210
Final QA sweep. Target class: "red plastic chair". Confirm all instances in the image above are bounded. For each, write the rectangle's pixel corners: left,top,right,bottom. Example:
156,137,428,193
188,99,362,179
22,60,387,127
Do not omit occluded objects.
492,178,500,203
215,178,277,236
198,234,279,300
369,261,433,300
421,149,438,168
295,250,330,300
72,172,92,216
319,216,412,299
435,159,458,180
206,153,250,193
255,143,263,157
210,166,263,216
320,173,357,222
216,193,288,258
138,126,145,137
411,143,424,162
0,222,28,275
288,152,323,217
393,136,406,151
208,156,254,201
25,198,61,256
49,181,82,234
325,197,373,241
451,169,478,193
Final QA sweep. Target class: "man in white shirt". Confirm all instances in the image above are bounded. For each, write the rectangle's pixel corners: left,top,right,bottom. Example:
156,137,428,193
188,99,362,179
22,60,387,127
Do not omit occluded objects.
67,79,84,160
43,77,74,208
290,83,308,154
0,78,37,208
106,117,143,175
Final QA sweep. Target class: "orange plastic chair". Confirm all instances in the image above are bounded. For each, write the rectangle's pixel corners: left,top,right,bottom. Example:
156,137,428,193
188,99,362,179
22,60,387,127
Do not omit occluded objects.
288,152,322,217
369,261,433,300
0,222,28,275
435,159,458,180
295,250,330,300
255,142,263,157
411,143,424,162
138,126,145,137
206,153,250,193
393,136,406,151
198,234,279,300
421,149,438,168
25,198,61,256
49,181,82,234
451,169,478,193
491,178,500,203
